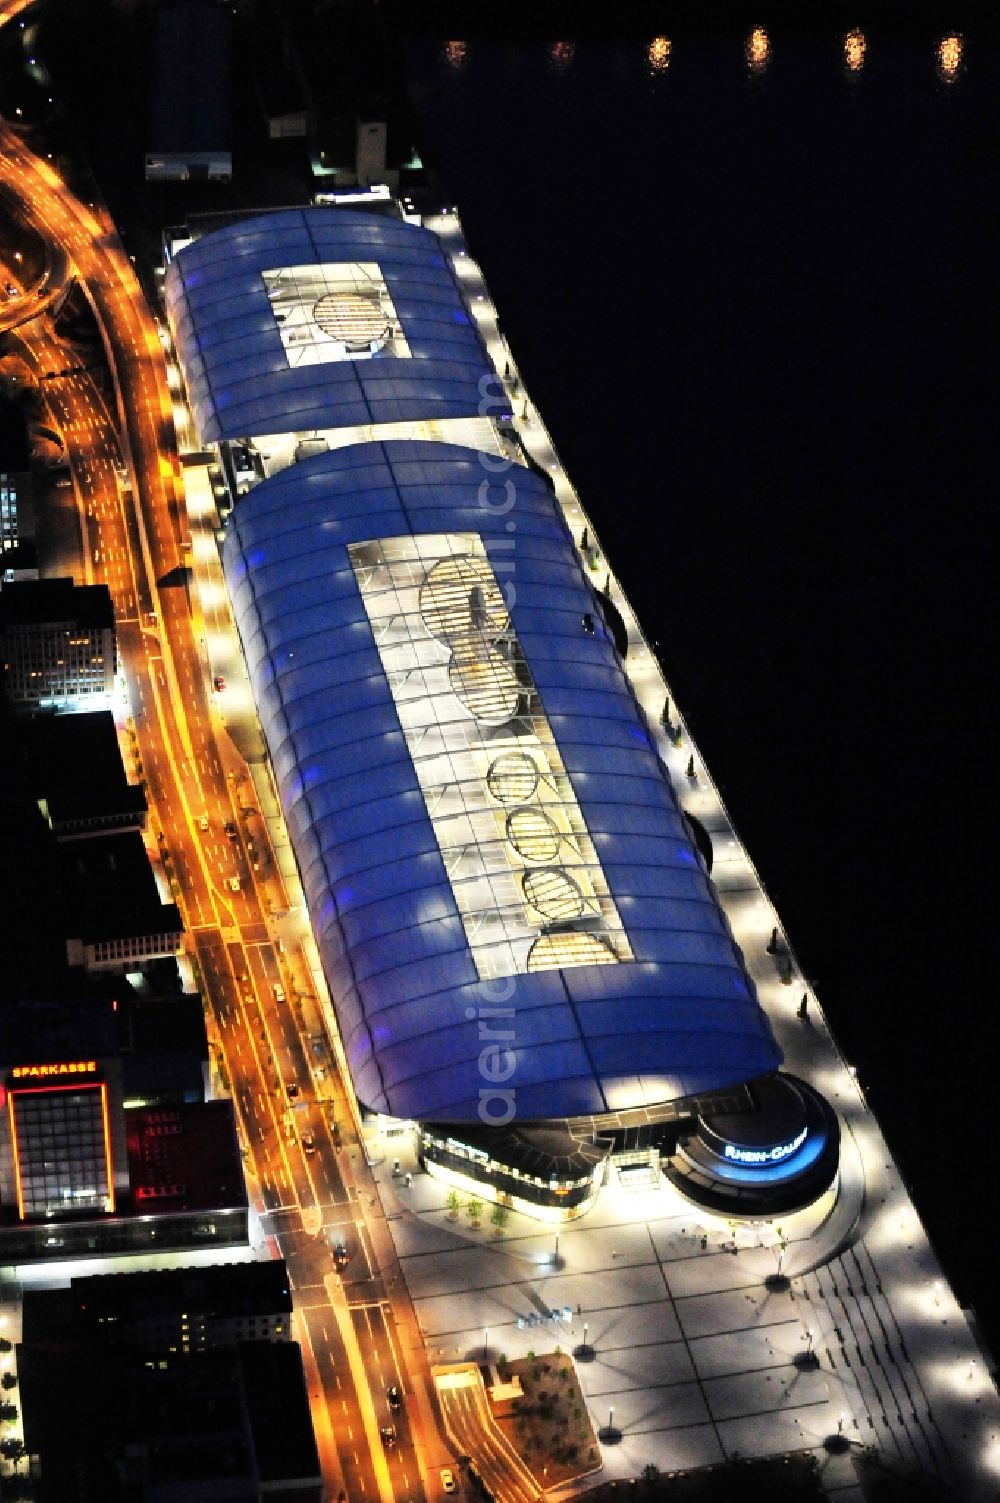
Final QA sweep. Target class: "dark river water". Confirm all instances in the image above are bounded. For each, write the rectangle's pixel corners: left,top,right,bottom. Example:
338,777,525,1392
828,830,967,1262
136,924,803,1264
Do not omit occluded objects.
399,20,998,1350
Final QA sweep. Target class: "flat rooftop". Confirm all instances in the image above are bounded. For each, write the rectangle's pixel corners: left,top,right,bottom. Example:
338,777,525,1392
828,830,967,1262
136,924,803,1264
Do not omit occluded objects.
27,709,146,825
147,0,232,155
66,1258,292,1326
116,991,207,1063
58,830,181,941
0,994,119,1068
239,1339,322,1485
0,575,114,630
125,1100,247,1215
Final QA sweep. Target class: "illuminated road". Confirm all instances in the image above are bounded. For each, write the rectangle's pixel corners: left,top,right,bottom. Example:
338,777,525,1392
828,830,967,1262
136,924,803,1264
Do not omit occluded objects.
0,13,428,1501
435,1371,538,1503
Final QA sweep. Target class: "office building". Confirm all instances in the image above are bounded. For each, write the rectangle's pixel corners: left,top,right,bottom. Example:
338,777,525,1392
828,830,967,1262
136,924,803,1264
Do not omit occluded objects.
16,1333,321,1503
0,469,37,582
145,0,232,183
0,576,116,707
23,1259,292,1359
61,830,183,973
0,997,247,1263
28,708,148,840
117,991,210,1108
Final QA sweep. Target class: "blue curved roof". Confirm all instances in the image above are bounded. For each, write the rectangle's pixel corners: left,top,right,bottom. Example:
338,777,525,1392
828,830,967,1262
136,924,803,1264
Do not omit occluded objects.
222,442,781,1123
164,208,496,444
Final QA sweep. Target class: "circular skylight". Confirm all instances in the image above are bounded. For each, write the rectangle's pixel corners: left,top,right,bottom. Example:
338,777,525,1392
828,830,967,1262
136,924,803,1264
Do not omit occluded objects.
486,751,540,805
523,868,585,921
420,555,508,643
312,292,391,350
507,807,560,863
527,930,616,973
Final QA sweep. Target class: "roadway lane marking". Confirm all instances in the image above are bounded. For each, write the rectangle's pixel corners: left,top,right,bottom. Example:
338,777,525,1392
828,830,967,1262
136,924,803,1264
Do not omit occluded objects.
330,1295,396,1503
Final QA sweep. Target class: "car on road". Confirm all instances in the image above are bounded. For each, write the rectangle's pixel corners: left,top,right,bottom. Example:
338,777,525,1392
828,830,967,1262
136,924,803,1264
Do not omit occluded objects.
197,814,209,832
224,821,238,841
380,1426,396,1448
386,1385,402,1410
213,675,226,691
285,1080,299,1100
300,1130,316,1155
440,1469,457,1494
227,876,241,892
332,1242,350,1270
272,982,285,1002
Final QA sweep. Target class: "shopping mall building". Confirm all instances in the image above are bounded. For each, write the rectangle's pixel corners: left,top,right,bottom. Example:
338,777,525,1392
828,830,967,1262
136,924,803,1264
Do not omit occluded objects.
165,205,838,1220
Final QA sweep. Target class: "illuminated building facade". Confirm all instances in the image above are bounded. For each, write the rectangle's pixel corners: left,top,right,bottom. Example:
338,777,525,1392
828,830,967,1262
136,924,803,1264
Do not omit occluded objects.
0,577,116,708
0,998,247,1262
8,1075,116,1220
0,1005,127,1230
169,207,839,1219
0,469,37,582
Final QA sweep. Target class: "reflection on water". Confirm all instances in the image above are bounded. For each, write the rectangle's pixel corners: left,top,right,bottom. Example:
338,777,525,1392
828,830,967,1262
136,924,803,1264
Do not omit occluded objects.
547,41,574,74
433,31,972,87
843,28,866,74
937,33,963,83
746,26,770,75
647,36,671,77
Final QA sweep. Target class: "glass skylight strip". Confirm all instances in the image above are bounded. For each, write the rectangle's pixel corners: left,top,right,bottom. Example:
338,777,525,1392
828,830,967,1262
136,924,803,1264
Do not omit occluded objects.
262,261,411,369
349,533,632,980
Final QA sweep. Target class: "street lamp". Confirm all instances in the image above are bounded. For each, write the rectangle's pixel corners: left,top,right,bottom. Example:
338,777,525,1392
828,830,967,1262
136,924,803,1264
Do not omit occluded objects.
599,1403,621,1444
795,1326,818,1371
574,1321,595,1362
766,1245,790,1293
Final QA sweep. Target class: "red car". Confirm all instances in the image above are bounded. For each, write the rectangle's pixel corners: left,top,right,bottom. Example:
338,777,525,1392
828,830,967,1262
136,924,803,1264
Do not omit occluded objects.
213,675,226,692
